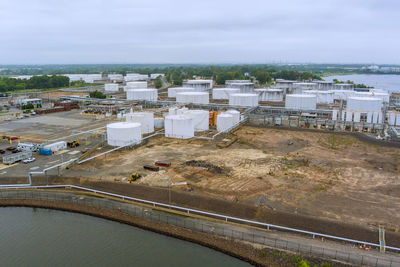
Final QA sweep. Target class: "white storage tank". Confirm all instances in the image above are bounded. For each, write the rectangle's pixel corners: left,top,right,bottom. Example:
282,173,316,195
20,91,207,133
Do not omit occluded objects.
164,115,194,139
285,94,317,110
125,112,154,134
212,88,240,100
217,113,234,132
229,93,259,107
346,97,383,112
229,83,254,93
168,87,195,98
292,83,318,94
183,80,213,91
354,92,390,103
126,89,158,101
303,90,334,104
275,80,297,90
124,81,148,91
334,83,354,90
176,92,209,104
107,122,142,147
315,81,335,90
104,83,119,92
154,117,164,128
225,109,240,125
255,88,284,102
185,110,209,131
225,80,251,87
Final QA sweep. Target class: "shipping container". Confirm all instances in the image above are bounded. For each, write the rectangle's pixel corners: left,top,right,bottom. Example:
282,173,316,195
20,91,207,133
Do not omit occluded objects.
39,148,52,156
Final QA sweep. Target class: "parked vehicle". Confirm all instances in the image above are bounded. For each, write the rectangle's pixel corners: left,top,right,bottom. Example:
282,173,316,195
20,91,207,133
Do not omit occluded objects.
23,157,36,164
6,147,15,151
0,150,5,154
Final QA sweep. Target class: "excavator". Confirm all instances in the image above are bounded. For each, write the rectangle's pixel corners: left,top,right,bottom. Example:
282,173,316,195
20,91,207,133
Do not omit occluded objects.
129,173,142,183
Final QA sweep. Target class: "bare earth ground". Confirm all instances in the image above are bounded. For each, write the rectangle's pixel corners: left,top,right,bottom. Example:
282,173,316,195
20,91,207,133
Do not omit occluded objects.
70,126,400,232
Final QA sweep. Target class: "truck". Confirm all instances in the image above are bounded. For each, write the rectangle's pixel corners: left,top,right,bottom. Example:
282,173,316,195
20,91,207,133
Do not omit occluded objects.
2,151,32,165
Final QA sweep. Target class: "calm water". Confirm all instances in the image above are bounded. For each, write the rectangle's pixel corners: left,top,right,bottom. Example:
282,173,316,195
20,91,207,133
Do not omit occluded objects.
0,207,251,267
324,74,400,93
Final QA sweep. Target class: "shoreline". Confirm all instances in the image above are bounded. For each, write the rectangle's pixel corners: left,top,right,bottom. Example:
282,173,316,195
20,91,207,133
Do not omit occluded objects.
0,193,348,267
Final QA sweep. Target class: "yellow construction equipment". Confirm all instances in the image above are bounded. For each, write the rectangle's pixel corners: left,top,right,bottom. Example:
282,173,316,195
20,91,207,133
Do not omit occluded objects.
129,173,142,183
67,140,80,148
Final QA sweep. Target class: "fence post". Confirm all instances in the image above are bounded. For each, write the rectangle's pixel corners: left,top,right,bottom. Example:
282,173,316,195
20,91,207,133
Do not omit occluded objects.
361,255,364,266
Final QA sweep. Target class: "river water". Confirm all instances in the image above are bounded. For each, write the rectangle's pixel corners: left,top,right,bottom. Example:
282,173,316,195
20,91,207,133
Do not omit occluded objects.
0,207,251,267
323,74,400,93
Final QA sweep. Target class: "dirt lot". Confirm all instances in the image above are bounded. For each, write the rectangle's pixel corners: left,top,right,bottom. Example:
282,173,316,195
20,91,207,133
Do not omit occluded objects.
71,126,400,231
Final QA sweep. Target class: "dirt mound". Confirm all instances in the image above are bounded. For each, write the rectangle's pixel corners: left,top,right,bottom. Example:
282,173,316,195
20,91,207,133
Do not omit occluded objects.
184,160,224,174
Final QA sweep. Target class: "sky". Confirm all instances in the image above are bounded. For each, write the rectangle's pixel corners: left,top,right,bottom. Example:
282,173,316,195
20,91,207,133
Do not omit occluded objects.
0,0,399,64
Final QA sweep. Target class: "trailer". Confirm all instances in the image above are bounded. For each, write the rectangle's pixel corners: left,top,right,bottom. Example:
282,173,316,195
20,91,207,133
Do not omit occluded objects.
144,165,159,171
17,143,38,152
155,161,171,167
3,151,32,165
43,141,67,153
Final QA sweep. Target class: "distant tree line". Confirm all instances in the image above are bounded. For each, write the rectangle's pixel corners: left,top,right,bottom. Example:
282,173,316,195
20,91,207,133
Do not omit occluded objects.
0,75,69,92
332,79,372,88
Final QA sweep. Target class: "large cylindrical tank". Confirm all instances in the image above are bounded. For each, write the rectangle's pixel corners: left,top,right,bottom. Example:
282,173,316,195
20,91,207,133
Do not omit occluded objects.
104,83,119,92
154,117,164,128
225,110,240,125
212,88,240,100
333,83,354,90
217,113,234,132
125,112,154,134
229,83,254,93
164,115,194,139
229,93,259,107
255,88,284,102
354,92,390,103
303,90,334,104
107,122,142,147
126,81,147,88
285,94,317,110
168,87,195,98
346,97,383,112
176,92,209,104
126,89,158,101
291,83,318,94
184,110,209,131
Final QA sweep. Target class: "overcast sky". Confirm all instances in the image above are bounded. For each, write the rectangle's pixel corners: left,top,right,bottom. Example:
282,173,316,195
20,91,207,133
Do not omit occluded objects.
0,0,399,64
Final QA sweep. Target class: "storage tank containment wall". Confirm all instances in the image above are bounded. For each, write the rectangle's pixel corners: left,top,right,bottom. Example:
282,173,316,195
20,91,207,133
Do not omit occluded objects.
229,93,259,107
164,115,194,139
217,113,234,132
176,92,209,104
126,89,158,101
125,112,154,134
107,122,142,147
285,94,317,110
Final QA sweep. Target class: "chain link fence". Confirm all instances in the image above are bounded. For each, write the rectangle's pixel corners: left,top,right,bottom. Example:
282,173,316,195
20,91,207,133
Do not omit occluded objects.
1,190,399,267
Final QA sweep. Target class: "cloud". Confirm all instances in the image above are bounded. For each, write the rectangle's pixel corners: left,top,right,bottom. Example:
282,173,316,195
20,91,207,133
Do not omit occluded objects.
0,0,399,64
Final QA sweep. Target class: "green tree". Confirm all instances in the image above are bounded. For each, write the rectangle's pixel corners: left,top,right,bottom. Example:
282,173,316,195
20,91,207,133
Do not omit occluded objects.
154,77,162,89
256,71,271,84
89,90,106,99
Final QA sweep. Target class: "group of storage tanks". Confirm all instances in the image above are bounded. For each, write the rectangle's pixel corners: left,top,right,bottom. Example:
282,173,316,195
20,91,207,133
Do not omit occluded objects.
105,78,396,125
107,107,242,146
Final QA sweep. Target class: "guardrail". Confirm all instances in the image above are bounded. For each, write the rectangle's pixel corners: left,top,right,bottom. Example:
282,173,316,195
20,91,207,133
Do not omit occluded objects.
0,184,399,253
